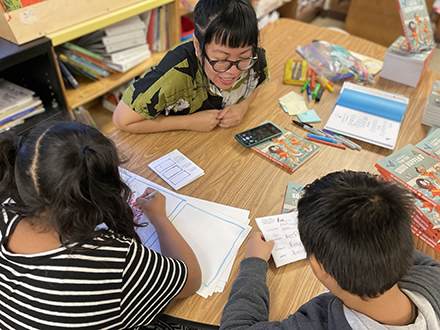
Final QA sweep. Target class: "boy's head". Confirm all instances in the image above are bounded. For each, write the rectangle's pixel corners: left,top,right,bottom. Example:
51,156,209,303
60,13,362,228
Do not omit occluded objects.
297,170,414,299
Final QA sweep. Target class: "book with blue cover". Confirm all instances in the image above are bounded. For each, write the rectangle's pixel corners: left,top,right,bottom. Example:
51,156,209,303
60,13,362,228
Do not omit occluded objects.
324,82,409,150
282,182,306,213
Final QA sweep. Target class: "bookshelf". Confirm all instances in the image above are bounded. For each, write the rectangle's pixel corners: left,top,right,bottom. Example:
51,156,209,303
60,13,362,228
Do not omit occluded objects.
45,0,180,134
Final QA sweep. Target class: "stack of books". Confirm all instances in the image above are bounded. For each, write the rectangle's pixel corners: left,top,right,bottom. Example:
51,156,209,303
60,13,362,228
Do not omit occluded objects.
375,129,440,253
76,13,157,73
0,78,45,133
421,80,440,127
101,80,133,112
71,106,97,128
380,0,436,87
56,43,114,83
380,36,436,87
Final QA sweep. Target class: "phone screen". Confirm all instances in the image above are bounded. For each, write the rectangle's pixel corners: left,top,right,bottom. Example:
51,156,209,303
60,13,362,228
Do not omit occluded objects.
235,123,282,147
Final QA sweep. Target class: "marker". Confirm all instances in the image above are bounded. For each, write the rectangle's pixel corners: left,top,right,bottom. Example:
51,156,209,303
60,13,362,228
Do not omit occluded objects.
310,70,316,90
306,84,312,102
306,137,346,150
144,190,159,199
312,83,321,99
315,87,324,102
322,129,361,150
316,76,334,93
292,120,326,137
306,133,338,144
301,78,311,92
332,72,356,82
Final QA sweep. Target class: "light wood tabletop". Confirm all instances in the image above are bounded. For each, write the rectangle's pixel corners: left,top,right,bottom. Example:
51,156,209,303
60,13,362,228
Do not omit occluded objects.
107,18,440,326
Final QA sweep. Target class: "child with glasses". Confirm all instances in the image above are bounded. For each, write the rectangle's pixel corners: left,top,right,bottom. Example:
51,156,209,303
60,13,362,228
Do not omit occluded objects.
113,0,269,133
0,121,201,329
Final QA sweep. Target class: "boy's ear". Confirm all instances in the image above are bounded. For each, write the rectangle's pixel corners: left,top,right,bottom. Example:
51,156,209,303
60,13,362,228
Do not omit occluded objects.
309,254,328,281
193,36,201,57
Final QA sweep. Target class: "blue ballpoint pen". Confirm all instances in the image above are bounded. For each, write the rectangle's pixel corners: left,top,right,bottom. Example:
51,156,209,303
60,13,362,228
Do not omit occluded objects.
306,84,312,102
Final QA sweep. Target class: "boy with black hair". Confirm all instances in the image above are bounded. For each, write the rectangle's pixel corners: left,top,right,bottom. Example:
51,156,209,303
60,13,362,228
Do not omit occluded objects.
220,170,440,329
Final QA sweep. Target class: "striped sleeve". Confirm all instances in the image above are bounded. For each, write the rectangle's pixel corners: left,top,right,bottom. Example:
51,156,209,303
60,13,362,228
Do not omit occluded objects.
120,240,188,328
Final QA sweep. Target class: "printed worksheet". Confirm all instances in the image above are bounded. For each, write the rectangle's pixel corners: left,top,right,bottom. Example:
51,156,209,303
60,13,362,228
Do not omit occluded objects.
255,211,306,267
148,149,204,190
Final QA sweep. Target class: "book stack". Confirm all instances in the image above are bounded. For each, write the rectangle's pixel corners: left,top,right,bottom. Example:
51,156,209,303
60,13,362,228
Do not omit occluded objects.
71,106,97,128
75,15,151,73
421,80,440,127
0,78,45,133
380,0,436,87
380,36,436,88
56,43,114,82
375,129,440,253
101,80,133,112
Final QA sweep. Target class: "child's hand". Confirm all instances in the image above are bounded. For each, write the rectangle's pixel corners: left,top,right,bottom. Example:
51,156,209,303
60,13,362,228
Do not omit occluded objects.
244,232,274,261
190,110,221,131
217,103,247,128
136,188,167,226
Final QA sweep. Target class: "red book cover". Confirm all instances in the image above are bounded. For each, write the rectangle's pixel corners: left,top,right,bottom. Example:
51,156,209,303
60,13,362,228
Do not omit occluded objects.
147,8,156,53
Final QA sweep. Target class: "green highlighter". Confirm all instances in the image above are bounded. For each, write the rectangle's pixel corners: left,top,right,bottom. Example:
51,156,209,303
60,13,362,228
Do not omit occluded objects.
301,78,311,92
311,83,321,99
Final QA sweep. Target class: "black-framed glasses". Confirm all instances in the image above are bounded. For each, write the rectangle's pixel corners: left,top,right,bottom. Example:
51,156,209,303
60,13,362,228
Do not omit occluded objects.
205,53,258,73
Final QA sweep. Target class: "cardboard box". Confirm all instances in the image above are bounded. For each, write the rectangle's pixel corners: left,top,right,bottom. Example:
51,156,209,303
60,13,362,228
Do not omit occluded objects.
0,0,145,45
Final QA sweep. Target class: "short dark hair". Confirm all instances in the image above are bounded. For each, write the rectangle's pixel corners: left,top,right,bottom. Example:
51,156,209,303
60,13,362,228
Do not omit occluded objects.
194,0,259,56
297,170,414,299
0,121,141,248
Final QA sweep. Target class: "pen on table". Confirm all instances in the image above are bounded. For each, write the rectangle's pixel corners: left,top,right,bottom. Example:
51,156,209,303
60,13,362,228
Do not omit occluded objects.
315,87,324,102
306,84,312,102
306,133,338,144
306,136,346,150
322,129,362,150
301,77,311,92
144,190,159,199
316,76,334,93
292,120,326,137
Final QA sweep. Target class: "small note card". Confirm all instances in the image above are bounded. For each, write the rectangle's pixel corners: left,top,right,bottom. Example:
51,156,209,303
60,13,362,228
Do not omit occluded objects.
255,211,306,267
148,149,204,190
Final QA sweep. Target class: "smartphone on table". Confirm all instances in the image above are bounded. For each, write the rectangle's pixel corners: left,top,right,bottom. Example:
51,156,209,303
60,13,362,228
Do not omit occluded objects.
235,122,282,148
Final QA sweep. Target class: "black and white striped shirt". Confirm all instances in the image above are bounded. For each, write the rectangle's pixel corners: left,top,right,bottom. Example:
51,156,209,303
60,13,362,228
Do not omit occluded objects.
0,203,188,329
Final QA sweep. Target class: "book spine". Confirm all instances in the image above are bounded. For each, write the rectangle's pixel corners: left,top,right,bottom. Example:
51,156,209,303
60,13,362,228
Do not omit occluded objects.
102,30,145,46
395,0,412,52
63,61,100,81
63,42,105,61
411,222,439,249
105,37,146,53
57,57,79,89
250,146,294,172
412,210,440,242
68,53,110,77
375,164,439,209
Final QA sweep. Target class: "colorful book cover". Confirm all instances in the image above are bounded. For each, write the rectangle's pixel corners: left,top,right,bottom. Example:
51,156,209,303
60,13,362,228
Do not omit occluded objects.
375,144,440,209
0,0,45,12
250,125,320,172
282,182,306,213
415,124,440,161
395,0,435,52
386,36,432,60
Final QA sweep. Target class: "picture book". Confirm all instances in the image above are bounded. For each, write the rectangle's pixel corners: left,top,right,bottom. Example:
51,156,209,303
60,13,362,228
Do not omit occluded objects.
250,125,320,172
282,182,306,213
421,79,440,127
415,125,440,161
375,144,440,209
255,211,306,268
411,220,440,253
324,82,409,150
396,0,435,52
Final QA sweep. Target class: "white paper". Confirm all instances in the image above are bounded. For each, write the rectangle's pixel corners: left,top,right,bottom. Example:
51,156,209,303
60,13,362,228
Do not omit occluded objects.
148,149,204,190
120,168,251,298
255,211,306,267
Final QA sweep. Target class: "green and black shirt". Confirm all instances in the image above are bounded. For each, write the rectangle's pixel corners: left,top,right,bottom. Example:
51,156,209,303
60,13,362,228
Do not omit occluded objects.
122,41,270,120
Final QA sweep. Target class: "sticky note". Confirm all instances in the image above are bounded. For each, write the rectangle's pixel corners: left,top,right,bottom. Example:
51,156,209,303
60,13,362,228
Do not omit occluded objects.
297,110,321,123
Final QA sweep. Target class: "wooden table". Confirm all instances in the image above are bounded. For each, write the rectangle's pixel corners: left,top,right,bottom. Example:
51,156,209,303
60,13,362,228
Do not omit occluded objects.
107,18,440,326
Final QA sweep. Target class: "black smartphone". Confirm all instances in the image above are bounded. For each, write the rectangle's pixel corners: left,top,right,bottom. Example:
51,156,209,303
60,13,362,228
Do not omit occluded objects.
235,122,282,148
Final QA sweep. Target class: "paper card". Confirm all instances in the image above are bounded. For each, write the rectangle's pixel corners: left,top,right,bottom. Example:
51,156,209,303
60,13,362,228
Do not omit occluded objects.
148,149,204,190
255,211,306,267
279,91,309,115
297,109,321,123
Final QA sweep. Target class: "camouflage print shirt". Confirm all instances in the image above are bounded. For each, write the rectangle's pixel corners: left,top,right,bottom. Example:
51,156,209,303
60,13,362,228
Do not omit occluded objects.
121,41,270,120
